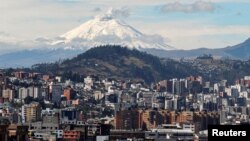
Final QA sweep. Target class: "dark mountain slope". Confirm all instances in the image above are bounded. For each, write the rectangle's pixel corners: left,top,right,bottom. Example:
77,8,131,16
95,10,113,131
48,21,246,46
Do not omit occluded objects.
32,45,198,83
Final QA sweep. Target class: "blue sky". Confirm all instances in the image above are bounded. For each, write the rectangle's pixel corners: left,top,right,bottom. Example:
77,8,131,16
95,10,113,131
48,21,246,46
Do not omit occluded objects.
1,0,250,51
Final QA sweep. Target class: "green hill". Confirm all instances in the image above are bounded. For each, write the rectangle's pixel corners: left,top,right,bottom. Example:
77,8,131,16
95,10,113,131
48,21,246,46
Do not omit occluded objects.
32,45,197,83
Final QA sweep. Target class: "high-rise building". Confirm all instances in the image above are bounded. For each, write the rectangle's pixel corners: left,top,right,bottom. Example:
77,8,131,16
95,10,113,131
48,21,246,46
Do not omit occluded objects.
171,79,177,94
27,86,41,98
177,96,186,110
165,111,176,124
14,71,29,79
51,84,62,106
193,111,219,132
60,107,79,125
33,87,41,99
115,109,140,130
0,72,6,97
237,97,247,106
41,85,50,100
27,87,34,98
2,88,14,101
175,111,193,123
63,87,76,101
18,87,28,99
166,80,173,93
21,102,41,123
140,109,167,129
175,79,187,95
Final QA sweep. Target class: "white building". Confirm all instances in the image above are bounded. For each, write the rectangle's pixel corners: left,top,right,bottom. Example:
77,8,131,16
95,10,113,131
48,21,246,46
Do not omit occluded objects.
19,87,28,99
2,88,14,101
145,124,194,141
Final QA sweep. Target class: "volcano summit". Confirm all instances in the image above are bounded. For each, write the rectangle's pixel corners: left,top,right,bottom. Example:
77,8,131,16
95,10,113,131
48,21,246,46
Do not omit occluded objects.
52,9,174,50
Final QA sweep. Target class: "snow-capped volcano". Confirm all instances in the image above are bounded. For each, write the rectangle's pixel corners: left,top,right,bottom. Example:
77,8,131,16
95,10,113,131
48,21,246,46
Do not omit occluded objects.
52,9,174,50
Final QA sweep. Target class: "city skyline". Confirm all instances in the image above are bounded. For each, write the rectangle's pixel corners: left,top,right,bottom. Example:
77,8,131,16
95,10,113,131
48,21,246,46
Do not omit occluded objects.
1,0,250,54
1,1,250,140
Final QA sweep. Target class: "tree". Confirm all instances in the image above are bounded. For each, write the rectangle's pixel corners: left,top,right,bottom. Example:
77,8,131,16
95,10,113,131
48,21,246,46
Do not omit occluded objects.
24,96,34,104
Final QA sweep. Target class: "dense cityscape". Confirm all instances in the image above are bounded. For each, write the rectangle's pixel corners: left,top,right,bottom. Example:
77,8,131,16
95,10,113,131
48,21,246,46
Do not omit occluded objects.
1,0,250,141
0,64,250,140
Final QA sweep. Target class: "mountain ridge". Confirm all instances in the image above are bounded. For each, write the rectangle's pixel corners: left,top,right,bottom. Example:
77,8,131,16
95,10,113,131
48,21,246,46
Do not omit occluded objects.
29,45,250,84
0,37,249,68
146,37,250,60
31,45,196,83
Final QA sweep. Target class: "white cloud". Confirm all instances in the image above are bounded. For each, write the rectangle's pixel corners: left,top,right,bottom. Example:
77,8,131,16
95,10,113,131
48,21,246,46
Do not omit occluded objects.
0,31,38,54
160,1,216,13
0,32,22,44
111,7,131,18
85,0,250,6
132,20,250,49
0,0,96,39
103,7,131,18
